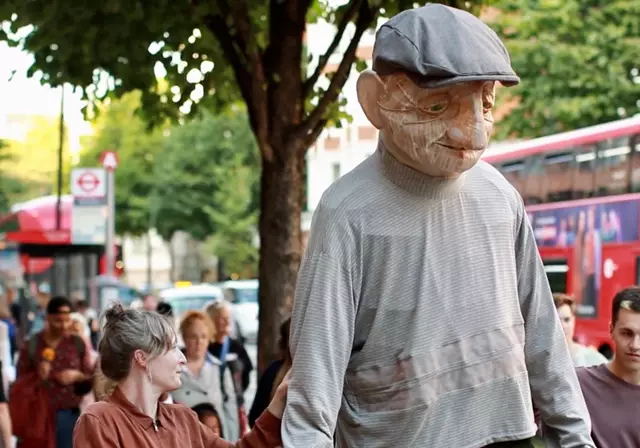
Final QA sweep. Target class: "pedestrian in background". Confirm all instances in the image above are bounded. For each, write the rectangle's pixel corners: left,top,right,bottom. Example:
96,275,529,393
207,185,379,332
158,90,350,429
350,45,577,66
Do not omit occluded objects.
249,318,290,428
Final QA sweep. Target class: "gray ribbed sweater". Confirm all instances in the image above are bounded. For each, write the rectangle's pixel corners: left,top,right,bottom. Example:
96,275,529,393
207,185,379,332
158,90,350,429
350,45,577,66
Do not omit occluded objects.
282,146,595,448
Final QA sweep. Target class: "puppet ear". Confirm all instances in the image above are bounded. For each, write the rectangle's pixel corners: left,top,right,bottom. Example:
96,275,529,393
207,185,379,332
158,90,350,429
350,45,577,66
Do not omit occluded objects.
357,70,386,129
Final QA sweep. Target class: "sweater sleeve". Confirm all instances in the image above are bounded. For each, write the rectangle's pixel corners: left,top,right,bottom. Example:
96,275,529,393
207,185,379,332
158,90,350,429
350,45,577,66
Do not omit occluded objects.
513,198,595,448
282,250,356,448
204,410,282,448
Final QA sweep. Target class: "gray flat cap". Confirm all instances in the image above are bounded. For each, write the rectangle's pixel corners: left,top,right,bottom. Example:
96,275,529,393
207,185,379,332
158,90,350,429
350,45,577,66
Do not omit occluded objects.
372,3,519,88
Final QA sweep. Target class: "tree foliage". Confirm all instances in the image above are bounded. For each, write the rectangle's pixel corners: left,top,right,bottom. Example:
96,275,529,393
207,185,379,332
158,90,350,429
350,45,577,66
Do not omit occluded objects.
154,109,260,263
204,155,259,278
0,1,489,129
79,91,165,236
490,0,640,139
0,139,26,213
0,0,492,368
1,115,68,201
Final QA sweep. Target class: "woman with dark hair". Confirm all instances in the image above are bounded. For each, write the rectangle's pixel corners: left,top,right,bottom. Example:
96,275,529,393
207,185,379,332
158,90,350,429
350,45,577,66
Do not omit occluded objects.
248,318,291,428
73,303,286,447
156,302,174,317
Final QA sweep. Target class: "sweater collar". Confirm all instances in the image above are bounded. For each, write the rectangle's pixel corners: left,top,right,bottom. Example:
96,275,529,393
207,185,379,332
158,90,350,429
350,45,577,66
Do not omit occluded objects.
108,386,173,430
377,142,466,199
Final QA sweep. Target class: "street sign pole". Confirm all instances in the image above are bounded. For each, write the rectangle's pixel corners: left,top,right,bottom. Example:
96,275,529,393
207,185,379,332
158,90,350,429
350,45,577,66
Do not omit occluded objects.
100,151,119,281
106,168,115,279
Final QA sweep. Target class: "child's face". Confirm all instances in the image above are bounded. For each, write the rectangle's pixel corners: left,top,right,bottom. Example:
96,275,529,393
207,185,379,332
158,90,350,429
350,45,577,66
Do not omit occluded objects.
201,414,221,436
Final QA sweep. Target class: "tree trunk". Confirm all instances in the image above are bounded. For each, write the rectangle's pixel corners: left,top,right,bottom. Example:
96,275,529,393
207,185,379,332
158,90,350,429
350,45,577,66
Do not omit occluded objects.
146,231,152,289
256,143,305,372
167,238,176,283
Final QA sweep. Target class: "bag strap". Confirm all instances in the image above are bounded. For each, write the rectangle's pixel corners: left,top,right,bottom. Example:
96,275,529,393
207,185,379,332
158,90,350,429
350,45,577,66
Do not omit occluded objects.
218,336,230,374
27,334,39,366
71,335,86,360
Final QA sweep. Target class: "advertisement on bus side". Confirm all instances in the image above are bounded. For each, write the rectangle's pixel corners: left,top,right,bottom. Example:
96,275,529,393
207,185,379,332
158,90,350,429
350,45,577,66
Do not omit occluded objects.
527,199,639,318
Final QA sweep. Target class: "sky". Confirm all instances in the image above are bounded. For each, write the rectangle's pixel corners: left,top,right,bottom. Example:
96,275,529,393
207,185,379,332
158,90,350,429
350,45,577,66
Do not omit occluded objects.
0,42,86,123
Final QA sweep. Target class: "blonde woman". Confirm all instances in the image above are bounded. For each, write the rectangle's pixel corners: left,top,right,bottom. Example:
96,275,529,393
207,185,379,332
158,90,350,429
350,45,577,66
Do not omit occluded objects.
172,311,240,441
74,303,287,447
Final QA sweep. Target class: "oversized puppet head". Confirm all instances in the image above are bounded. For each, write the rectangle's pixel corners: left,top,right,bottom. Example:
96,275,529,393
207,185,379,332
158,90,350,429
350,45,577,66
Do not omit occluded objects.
357,4,519,178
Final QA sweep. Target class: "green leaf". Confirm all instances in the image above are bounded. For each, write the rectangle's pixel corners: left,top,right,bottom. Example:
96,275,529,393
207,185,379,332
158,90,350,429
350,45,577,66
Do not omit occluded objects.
489,0,640,139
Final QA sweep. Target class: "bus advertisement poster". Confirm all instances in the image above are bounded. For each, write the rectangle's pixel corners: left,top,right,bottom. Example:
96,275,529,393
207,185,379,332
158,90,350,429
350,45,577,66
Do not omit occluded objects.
528,199,638,248
527,198,639,318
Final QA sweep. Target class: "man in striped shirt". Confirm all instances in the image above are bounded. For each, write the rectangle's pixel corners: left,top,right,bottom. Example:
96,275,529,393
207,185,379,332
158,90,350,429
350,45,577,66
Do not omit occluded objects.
282,4,594,448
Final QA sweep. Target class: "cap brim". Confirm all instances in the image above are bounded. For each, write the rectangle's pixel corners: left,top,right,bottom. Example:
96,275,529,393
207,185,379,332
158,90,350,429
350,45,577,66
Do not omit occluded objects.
413,73,520,88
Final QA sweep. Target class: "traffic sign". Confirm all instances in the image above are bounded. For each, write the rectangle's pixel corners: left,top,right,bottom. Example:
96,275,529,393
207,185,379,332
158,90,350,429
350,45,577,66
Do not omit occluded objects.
71,168,106,199
100,150,119,171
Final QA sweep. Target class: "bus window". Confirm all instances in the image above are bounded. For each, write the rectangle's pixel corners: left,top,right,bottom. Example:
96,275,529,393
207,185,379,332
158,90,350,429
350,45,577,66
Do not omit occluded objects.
595,136,630,196
500,159,528,199
573,145,596,199
522,156,543,205
543,152,574,202
543,259,568,293
630,135,640,192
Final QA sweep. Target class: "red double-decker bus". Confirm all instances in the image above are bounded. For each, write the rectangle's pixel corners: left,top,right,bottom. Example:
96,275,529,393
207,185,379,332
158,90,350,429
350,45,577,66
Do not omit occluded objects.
483,115,640,357
0,194,123,298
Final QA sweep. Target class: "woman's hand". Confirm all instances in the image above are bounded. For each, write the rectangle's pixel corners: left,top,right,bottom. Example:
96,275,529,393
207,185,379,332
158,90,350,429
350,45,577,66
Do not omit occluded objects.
266,370,290,419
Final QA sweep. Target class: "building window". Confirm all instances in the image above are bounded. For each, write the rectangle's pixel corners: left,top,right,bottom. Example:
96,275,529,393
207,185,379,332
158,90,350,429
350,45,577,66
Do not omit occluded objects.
357,126,377,140
324,136,340,150
331,162,341,181
543,151,574,202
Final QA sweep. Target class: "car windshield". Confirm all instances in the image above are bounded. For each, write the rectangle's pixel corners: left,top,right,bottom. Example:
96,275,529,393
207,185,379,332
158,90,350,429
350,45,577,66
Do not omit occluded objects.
167,296,219,317
231,288,258,304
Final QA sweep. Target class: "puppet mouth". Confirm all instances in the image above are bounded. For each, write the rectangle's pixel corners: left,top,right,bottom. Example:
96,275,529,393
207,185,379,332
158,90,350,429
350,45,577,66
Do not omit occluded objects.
437,142,483,152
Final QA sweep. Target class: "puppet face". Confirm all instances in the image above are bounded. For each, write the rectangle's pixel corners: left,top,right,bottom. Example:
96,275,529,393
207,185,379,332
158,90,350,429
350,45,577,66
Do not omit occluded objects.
360,72,496,177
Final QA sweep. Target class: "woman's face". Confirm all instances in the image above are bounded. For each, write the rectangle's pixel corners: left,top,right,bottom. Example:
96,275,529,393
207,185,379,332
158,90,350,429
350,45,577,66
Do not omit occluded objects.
213,308,232,337
148,345,186,393
557,304,576,342
183,319,210,359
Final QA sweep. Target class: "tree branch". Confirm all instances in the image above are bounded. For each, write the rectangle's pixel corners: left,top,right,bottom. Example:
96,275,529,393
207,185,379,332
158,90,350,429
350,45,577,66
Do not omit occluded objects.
292,1,376,149
302,0,362,99
215,0,256,60
202,1,272,161
303,118,328,149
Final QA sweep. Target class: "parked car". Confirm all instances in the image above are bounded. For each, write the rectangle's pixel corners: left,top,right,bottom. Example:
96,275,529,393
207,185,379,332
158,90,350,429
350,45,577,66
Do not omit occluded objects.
159,284,244,342
159,284,224,320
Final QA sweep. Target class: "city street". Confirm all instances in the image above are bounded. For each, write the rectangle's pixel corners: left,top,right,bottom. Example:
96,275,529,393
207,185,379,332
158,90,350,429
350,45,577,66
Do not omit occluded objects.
1,1,636,446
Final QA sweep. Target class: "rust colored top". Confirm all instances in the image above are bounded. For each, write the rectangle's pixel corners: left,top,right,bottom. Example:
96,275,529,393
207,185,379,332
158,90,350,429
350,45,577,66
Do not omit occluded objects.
73,387,282,448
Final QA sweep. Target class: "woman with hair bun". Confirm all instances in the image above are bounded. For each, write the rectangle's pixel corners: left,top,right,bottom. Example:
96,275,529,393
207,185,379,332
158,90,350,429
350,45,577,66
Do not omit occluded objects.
73,303,287,447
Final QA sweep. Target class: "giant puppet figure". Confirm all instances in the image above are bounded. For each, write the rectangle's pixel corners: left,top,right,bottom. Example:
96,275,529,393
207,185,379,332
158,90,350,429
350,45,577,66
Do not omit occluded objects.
282,4,595,448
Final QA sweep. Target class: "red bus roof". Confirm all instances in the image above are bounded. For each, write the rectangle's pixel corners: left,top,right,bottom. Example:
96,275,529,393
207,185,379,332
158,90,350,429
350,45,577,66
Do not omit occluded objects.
0,195,73,245
482,115,640,164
